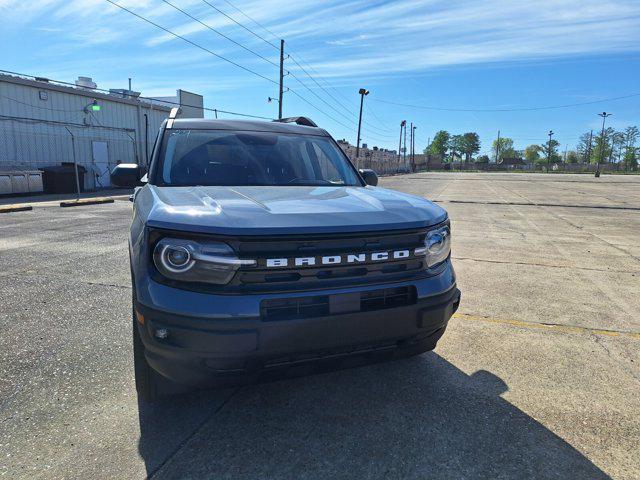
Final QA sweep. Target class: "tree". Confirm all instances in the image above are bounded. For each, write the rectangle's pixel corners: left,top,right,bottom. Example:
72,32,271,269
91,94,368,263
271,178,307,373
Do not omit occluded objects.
566,151,579,164
592,127,615,164
524,144,542,164
449,134,464,162
577,132,593,163
429,130,450,159
610,131,625,163
623,147,638,171
492,137,515,161
476,154,490,164
623,126,639,154
622,126,639,171
460,132,480,162
542,138,561,164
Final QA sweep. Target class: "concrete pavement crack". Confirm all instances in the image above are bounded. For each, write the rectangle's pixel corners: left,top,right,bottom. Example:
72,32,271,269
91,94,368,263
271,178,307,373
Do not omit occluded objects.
453,256,639,275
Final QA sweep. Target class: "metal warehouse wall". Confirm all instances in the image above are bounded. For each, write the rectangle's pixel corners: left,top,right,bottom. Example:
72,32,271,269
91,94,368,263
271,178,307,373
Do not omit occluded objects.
0,74,170,190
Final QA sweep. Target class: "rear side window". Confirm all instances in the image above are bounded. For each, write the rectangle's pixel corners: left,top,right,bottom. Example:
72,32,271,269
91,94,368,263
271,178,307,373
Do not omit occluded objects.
155,130,361,187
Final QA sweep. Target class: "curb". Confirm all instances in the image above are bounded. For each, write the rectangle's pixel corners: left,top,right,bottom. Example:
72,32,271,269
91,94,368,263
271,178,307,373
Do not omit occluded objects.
0,205,33,214
60,197,115,207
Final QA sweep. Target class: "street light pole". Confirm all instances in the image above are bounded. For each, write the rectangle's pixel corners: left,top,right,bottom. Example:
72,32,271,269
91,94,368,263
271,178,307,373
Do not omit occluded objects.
596,112,611,178
547,130,554,172
355,88,369,164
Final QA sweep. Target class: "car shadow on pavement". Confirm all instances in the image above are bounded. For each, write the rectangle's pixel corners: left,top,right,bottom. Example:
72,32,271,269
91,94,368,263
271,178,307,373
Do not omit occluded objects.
138,353,610,479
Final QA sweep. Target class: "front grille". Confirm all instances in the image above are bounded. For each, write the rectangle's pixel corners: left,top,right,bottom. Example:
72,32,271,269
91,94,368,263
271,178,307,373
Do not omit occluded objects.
261,286,416,321
148,226,445,294
232,228,430,292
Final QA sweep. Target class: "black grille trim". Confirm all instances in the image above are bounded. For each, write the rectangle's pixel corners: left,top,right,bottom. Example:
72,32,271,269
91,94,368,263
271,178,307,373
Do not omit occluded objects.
147,224,448,294
261,286,416,321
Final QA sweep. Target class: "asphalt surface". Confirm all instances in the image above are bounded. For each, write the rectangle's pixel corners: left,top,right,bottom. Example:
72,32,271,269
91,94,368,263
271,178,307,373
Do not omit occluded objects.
1,172,638,479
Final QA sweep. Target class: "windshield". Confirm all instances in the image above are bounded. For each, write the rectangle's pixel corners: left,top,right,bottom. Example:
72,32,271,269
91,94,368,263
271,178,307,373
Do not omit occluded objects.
154,129,361,187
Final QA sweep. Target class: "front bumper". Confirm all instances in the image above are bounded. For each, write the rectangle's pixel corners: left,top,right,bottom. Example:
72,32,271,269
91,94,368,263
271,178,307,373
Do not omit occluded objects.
135,263,460,387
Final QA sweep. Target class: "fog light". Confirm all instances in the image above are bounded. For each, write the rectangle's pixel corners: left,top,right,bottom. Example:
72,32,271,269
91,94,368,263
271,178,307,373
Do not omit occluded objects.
154,328,169,340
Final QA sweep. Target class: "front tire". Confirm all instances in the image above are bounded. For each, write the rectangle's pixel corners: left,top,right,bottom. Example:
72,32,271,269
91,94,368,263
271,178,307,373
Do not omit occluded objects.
133,316,161,403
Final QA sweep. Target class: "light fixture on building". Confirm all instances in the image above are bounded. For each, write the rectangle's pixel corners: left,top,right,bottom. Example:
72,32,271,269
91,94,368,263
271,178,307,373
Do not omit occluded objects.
84,99,101,113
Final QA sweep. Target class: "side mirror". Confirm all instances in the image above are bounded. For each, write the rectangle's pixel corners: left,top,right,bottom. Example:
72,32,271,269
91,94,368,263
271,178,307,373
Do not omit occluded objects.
129,186,143,202
359,168,378,186
111,163,143,188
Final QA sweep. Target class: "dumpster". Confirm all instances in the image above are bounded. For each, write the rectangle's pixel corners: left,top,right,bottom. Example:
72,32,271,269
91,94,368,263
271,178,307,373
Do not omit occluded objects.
41,163,87,194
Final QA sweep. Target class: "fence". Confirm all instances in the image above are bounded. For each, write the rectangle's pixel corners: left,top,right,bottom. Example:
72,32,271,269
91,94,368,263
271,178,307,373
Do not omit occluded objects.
338,143,412,175
0,115,138,190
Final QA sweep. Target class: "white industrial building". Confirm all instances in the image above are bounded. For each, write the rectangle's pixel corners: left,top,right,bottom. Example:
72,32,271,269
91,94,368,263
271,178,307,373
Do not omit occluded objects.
0,72,204,193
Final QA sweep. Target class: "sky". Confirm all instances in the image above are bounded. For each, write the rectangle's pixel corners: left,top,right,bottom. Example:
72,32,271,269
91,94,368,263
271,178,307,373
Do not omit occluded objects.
1,0,640,155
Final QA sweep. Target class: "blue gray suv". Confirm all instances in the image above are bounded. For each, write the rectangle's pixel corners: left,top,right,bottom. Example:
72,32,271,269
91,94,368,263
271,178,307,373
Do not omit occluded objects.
122,115,460,401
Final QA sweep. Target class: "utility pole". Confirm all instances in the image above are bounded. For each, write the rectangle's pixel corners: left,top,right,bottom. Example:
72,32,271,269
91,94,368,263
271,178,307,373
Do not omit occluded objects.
403,122,407,166
412,125,417,169
547,130,554,172
596,112,611,177
355,88,369,163
398,120,406,163
278,39,284,120
409,122,414,171
563,144,568,163
495,130,500,163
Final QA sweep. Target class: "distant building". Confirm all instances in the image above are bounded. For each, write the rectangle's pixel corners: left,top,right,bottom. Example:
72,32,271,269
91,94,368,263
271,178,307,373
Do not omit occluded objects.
336,140,410,174
0,72,204,190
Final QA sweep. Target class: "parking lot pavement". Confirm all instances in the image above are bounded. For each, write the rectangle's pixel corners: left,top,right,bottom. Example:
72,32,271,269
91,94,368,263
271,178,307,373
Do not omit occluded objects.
0,173,638,479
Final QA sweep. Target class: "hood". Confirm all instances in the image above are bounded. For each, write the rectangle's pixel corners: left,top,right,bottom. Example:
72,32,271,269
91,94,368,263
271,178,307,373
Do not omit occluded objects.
144,185,447,235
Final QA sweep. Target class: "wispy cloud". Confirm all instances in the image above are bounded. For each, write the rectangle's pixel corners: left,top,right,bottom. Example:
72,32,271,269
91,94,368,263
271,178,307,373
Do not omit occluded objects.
5,0,640,80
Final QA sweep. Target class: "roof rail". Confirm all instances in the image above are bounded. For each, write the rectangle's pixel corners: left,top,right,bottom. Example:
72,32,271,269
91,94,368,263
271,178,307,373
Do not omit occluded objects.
274,116,318,127
167,107,182,128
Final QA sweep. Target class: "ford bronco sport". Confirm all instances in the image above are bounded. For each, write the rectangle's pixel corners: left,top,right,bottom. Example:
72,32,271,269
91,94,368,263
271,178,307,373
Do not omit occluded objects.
116,114,460,402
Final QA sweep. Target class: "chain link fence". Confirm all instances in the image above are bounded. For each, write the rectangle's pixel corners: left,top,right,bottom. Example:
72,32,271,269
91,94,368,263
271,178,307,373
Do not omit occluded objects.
0,115,138,190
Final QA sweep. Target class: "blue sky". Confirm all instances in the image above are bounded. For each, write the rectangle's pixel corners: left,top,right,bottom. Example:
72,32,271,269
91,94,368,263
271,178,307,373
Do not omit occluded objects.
1,0,640,155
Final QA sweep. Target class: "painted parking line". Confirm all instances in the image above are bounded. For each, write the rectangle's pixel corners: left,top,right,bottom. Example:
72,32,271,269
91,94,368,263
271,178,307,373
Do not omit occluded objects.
453,312,640,340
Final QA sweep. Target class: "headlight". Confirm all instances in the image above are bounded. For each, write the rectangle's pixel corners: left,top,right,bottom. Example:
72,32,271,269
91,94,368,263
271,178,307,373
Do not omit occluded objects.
415,225,451,268
153,237,255,285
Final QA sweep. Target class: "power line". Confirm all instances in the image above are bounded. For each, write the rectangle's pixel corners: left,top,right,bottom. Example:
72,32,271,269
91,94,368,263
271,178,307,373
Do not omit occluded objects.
160,0,279,68
219,0,281,42
199,0,279,50
0,69,273,120
364,102,391,130
287,56,391,132
287,71,394,139
210,0,395,136
104,0,389,137
286,56,394,136
286,88,358,133
284,50,393,133
286,87,391,143
104,0,278,86
371,93,640,112
0,94,84,113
